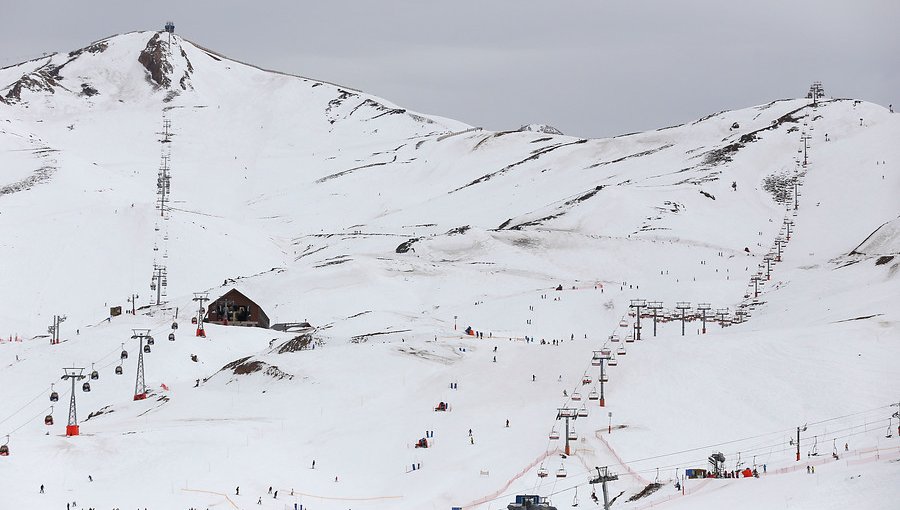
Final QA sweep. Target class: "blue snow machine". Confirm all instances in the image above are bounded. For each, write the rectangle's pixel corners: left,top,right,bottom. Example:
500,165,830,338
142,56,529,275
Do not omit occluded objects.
507,495,556,510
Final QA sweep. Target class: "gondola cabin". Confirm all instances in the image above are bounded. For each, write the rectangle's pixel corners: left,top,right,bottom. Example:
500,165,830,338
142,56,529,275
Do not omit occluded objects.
205,289,271,329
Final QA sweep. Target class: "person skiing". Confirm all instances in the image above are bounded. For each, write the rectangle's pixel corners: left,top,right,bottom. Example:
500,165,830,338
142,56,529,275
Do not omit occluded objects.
39,484,44,494
235,486,239,495
312,459,316,469
505,419,510,427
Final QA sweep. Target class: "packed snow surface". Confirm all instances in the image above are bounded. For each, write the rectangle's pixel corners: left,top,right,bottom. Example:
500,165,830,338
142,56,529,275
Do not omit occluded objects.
1,31,898,510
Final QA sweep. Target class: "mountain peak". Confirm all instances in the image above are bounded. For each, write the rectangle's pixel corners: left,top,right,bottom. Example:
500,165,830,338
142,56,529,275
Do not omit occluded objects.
0,31,195,106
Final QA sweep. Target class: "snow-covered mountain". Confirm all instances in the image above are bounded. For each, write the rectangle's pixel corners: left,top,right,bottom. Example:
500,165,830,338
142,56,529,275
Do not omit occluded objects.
1,30,898,510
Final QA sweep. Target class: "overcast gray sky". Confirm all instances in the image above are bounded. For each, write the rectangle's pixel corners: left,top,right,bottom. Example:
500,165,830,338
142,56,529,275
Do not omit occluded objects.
2,1,897,138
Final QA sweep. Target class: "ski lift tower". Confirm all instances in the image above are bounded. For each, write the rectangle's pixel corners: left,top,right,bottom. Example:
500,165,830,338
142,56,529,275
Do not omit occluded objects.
647,301,662,336
150,264,167,305
629,299,646,340
589,466,619,510
61,367,86,436
193,292,209,337
593,350,609,407
715,308,730,328
708,452,726,477
557,407,578,455
800,132,811,167
750,274,763,298
696,303,711,334
763,253,774,280
774,236,785,262
675,302,691,336
131,329,151,400
807,82,825,106
784,219,794,240
164,21,175,50
48,314,66,345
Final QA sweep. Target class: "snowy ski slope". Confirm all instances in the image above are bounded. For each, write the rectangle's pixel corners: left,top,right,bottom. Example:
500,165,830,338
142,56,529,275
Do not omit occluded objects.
0,31,898,510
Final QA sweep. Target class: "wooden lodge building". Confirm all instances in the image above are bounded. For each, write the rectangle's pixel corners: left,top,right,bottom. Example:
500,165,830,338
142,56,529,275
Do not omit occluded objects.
205,289,270,329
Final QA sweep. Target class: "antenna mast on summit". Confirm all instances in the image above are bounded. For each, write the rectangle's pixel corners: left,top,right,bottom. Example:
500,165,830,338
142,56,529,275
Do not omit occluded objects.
164,21,175,51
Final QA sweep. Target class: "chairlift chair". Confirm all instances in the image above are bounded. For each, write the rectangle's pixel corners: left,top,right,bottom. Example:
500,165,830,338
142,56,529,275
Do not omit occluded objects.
115,365,123,375
617,346,627,356
591,354,602,367
90,364,99,380
50,384,59,402
120,349,128,360
600,348,611,356
571,391,582,401
168,333,175,341
556,465,567,478
549,428,560,440
143,344,151,353
171,322,178,330
610,334,620,343
538,465,549,478
577,406,588,418
619,320,629,328
147,336,155,345
608,356,618,366
82,382,91,392
588,389,599,401
582,375,592,385
45,406,54,426
600,372,609,383
625,334,634,343
568,430,578,441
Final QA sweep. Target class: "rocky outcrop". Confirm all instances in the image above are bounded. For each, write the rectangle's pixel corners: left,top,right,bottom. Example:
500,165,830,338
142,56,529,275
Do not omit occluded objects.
138,33,173,88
